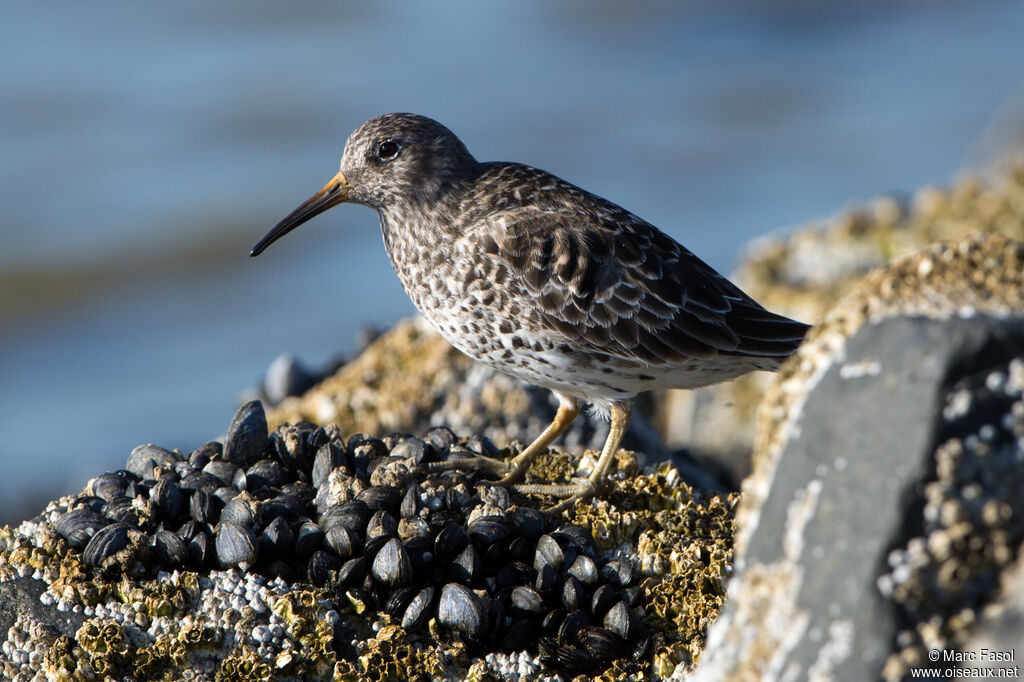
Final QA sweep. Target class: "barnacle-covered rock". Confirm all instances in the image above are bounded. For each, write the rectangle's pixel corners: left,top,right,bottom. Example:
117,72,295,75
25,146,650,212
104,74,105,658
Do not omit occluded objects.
693,234,1024,681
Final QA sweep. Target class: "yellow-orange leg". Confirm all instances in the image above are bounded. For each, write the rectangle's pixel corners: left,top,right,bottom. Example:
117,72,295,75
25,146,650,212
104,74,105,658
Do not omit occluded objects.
426,395,580,483
515,401,631,514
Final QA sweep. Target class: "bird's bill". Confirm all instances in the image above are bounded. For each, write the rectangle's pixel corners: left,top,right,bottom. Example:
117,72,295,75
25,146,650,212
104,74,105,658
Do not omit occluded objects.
250,171,351,257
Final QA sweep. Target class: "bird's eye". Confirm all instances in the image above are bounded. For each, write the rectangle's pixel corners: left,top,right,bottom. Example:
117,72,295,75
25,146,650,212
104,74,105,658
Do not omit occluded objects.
376,140,400,161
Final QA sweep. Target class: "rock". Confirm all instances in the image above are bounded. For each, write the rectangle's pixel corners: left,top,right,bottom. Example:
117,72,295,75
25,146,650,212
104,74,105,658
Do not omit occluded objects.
653,156,1024,487
692,234,1024,681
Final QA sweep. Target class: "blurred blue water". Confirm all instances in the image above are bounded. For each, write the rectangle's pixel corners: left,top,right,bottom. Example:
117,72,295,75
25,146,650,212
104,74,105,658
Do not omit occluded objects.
2,0,1023,515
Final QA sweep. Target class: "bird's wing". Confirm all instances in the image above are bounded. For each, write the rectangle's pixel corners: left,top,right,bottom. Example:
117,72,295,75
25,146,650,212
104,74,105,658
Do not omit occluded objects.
486,206,809,365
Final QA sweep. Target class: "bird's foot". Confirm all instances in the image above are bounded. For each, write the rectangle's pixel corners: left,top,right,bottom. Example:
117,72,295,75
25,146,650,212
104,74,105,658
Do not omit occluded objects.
425,445,537,486
513,477,602,515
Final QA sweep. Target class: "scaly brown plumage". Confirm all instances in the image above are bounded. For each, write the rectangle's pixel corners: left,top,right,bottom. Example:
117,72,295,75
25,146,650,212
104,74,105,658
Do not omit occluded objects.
251,113,810,512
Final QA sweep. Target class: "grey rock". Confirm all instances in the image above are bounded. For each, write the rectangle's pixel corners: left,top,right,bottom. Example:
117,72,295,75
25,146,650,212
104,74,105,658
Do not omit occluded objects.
693,314,1024,682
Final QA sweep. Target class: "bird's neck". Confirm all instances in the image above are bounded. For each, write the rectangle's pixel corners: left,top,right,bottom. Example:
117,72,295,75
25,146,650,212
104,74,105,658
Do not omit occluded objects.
377,199,458,271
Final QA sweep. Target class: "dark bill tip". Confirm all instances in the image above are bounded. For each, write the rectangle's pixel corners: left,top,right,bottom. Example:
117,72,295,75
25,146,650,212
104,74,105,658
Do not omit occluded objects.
250,171,350,257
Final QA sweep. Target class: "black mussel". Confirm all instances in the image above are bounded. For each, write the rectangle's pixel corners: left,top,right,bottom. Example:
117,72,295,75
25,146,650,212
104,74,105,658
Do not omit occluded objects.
337,556,368,588
603,601,633,640
260,516,294,559
371,538,412,586
271,423,312,473
590,584,617,618
534,534,564,572
177,519,207,541
152,529,188,565
189,490,220,525
293,521,324,560
260,495,305,526
422,426,456,457
245,459,287,492
507,536,532,563
465,435,498,458
320,500,370,537
558,609,591,646
390,437,428,465
399,484,420,519
451,544,480,585
535,563,560,596
324,526,356,559
542,608,565,636
211,486,239,506
150,477,185,522
102,497,142,526
279,481,314,505
568,555,598,586
495,561,532,591
365,510,397,539
401,586,435,631
403,536,434,575
579,626,626,661
434,523,471,558
83,523,139,567
510,585,545,617
621,586,644,607
220,494,260,528
68,496,106,513
347,434,388,459
215,521,258,570
179,471,222,496
126,444,177,481
599,558,635,588
383,586,418,617
562,575,588,613
312,443,346,489
362,534,390,560
188,449,211,471
88,471,137,502
202,460,240,487
190,441,222,463
307,426,331,454
438,583,488,640
308,549,342,587
187,527,213,568
552,524,598,557
344,587,375,614
357,485,401,512
468,516,509,547
173,461,195,480
540,637,600,676
223,400,269,468
55,508,109,549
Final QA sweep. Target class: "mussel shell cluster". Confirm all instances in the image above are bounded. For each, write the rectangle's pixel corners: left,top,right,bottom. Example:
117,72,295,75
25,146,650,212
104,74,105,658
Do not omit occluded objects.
54,400,649,673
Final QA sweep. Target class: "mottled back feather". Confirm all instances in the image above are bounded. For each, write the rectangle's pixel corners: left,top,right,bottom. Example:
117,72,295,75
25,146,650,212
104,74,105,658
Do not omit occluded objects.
464,163,809,366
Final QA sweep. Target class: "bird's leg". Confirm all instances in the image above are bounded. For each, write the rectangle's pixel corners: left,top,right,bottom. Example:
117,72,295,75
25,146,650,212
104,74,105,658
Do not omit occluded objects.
495,396,580,486
426,395,580,481
514,401,631,514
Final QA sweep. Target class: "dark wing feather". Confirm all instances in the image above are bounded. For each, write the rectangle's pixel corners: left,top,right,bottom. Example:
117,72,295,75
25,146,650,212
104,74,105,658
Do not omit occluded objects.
493,202,809,365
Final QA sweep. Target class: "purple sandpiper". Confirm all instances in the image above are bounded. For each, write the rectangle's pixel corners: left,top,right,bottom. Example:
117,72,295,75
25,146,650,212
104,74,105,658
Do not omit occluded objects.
252,113,810,512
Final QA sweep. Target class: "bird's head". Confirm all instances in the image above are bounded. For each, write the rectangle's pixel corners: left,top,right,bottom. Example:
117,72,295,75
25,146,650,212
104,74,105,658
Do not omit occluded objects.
251,113,479,257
